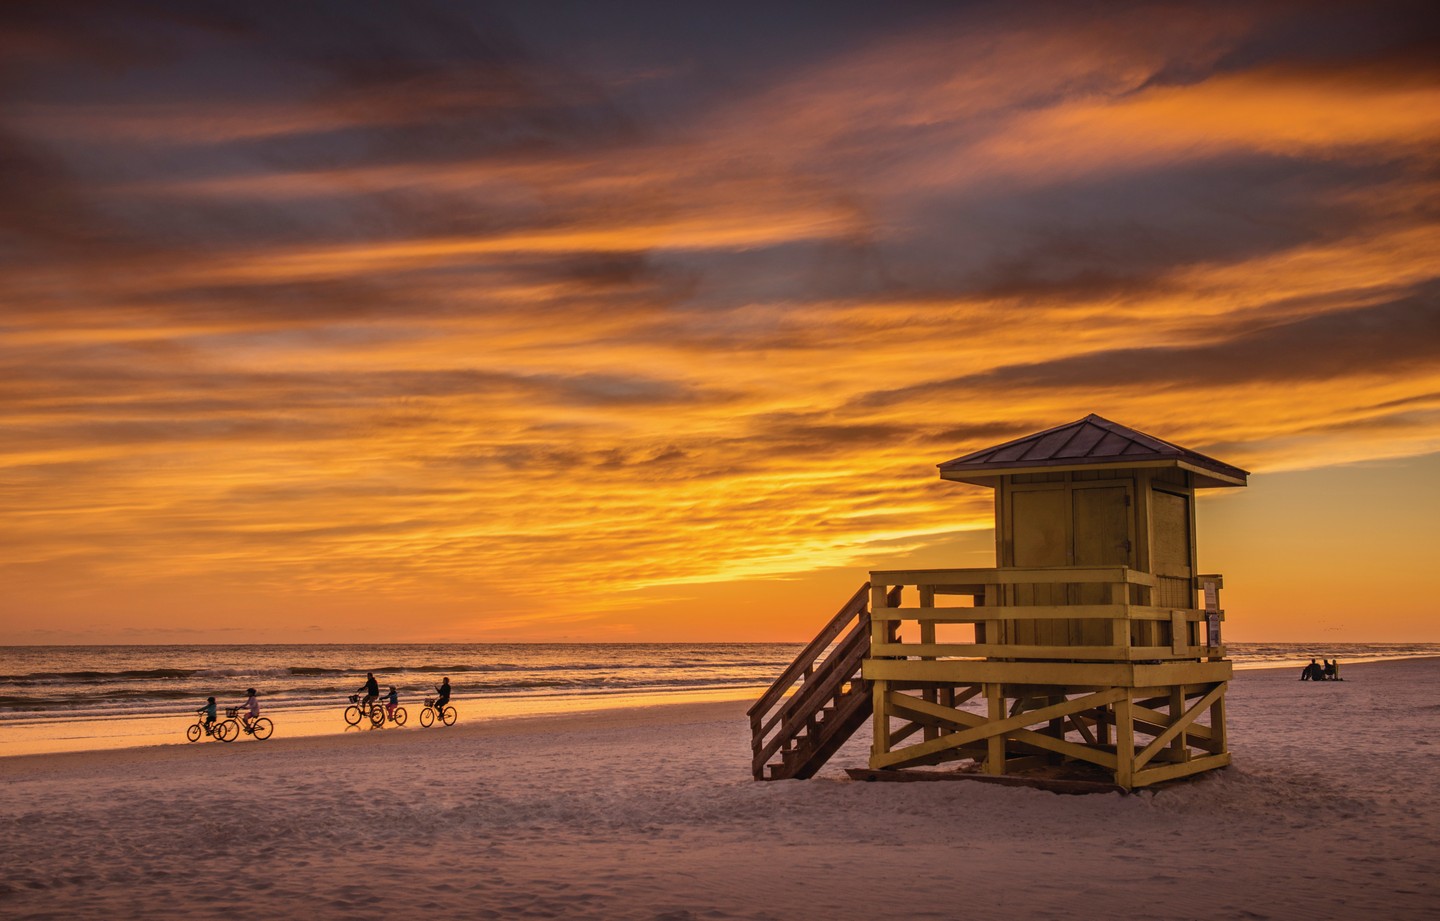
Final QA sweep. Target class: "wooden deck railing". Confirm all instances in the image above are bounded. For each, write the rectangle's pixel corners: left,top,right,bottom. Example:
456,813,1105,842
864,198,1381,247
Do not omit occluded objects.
869,566,1225,663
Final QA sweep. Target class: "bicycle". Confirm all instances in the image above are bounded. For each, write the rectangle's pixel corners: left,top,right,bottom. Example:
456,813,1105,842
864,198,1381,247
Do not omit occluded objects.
419,698,456,728
185,714,234,742
344,694,386,728
376,702,407,727
224,707,274,741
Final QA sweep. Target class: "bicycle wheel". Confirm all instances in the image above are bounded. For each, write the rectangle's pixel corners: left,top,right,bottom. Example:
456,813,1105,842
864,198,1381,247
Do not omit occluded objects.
419,706,435,727
218,719,239,742
252,717,273,740
368,706,385,728
441,706,456,726
343,706,361,726
392,707,407,727
186,723,202,743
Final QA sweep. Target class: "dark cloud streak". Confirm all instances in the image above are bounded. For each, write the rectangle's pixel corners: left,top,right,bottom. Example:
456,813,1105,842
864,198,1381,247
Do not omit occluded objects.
859,281,1440,406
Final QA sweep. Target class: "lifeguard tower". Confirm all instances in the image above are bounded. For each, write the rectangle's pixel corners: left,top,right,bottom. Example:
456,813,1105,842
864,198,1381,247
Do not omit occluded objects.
749,415,1248,791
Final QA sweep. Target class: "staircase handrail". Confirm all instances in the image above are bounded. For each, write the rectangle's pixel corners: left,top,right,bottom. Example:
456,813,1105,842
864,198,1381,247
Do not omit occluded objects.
752,617,872,773
747,582,870,720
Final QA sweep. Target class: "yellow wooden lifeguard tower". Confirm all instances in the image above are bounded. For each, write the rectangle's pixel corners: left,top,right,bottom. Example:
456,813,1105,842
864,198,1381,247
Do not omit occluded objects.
750,414,1248,791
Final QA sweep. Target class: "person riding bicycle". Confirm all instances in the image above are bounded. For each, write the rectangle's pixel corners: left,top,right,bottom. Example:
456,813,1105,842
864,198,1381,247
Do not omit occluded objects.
358,672,380,710
196,696,217,733
385,685,399,721
239,688,260,730
433,677,451,712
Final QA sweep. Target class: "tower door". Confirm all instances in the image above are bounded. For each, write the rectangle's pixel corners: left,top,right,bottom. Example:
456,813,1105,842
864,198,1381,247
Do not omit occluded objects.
1151,488,1194,608
1072,485,1134,646
1072,485,1134,569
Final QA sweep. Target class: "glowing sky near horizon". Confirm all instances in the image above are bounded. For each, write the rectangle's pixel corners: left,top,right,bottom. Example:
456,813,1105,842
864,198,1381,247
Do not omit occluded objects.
2,1,1437,644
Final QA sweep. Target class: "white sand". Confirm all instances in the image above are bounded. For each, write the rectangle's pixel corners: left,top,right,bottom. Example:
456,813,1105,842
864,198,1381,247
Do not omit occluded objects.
1,657,1436,920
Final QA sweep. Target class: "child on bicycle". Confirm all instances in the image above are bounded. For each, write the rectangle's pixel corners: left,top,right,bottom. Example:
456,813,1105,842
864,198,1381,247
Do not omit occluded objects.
196,696,217,734
239,688,260,730
385,685,399,721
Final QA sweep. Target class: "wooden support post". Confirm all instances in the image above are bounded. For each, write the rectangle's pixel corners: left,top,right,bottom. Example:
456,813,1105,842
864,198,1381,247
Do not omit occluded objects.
1114,692,1135,789
871,678,890,762
981,583,999,646
985,682,1005,775
1209,684,1227,755
919,586,938,741
870,582,891,764
870,583,890,650
1046,693,1065,765
1169,685,1188,761
1109,578,1129,652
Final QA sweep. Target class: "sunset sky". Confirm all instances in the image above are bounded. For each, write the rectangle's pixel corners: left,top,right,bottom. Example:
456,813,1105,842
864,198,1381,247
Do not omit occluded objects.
3,1,1437,645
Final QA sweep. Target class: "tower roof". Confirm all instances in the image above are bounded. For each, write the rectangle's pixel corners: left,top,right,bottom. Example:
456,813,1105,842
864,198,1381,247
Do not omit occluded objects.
938,414,1248,488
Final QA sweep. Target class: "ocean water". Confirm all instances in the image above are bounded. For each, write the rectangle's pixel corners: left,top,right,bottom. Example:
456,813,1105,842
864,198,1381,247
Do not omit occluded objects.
3,641,1438,727
0,643,802,725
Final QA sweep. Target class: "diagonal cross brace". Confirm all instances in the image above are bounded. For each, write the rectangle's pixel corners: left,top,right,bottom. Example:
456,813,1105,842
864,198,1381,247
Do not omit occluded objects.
878,688,1126,770
1132,683,1225,771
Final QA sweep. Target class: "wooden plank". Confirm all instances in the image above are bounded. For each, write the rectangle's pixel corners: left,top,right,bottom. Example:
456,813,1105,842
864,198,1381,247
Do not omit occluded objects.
871,568,1000,585
986,683,1005,775
874,603,1129,621
869,566,1155,587
845,768,1126,795
1135,470,1153,579
873,642,1136,660
1209,691,1227,755
863,658,1232,687
871,604,1194,623
865,659,1132,685
871,677,889,762
1114,693,1135,788
1133,661,1232,685
1169,685,1187,760
1132,752,1231,787
1127,605,1204,622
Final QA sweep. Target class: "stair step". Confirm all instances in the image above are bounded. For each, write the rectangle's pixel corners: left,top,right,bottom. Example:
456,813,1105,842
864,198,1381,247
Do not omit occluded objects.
750,582,878,781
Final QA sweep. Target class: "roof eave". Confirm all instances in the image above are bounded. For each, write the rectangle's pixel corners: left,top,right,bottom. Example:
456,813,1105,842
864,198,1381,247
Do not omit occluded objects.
939,457,1248,489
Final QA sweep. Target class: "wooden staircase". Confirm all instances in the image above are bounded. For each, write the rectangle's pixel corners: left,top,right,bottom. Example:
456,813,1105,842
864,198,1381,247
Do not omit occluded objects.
749,583,897,780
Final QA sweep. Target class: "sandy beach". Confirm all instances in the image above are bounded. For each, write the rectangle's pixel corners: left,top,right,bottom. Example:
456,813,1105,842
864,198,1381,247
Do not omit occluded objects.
2,657,1436,921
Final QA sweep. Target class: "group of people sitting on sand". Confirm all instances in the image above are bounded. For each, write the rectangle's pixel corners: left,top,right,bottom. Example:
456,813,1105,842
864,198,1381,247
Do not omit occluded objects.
1299,658,1342,681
